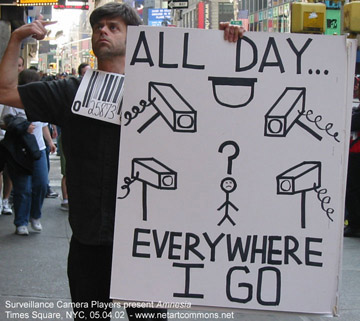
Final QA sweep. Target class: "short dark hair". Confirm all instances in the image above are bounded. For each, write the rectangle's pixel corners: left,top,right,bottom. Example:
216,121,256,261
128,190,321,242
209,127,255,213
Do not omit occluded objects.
78,63,90,76
90,2,142,28
18,69,40,85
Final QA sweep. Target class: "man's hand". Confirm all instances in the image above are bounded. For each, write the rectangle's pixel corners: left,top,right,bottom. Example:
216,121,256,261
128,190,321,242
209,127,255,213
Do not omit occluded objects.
49,141,57,154
11,20,56,42
219,22,245,43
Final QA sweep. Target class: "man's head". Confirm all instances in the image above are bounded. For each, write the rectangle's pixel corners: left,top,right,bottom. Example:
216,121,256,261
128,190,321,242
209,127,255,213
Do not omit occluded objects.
90,2,142,30
90,2,142,62
18,69,40,86
18,56,25,73
78,63,90,77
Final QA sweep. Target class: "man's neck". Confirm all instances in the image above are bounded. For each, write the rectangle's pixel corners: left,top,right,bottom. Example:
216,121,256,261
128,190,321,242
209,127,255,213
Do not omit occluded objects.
97,56,125,74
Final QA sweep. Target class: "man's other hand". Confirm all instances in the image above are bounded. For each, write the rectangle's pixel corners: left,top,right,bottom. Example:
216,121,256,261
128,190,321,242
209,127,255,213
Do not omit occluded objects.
12,20,56,42
219,22,245,43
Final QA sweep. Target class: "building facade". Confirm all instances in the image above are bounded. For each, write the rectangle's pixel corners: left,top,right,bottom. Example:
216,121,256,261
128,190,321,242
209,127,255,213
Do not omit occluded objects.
172,0,344,34
172,0,234,29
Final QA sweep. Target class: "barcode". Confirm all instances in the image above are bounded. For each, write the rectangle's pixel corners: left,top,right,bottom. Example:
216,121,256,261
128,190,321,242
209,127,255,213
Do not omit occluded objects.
72,70,124,125
82,71,124,108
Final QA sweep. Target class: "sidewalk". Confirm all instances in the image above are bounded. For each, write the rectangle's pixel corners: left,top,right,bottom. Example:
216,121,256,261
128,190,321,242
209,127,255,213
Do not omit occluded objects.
0,154,359,321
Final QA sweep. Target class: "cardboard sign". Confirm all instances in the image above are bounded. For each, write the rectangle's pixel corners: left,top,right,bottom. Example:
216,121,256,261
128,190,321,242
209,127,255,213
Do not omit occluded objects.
71,69,124,125
111,26,356,316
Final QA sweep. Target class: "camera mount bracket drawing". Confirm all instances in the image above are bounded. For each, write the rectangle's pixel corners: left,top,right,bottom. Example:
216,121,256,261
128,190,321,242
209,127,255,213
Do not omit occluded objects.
264,87,322,141
137,82,197,133
276,161,321,229
118,158,177,221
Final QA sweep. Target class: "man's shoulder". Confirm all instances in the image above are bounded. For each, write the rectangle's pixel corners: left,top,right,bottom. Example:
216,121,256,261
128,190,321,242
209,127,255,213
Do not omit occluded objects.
28,77,81,100
54,77,81,90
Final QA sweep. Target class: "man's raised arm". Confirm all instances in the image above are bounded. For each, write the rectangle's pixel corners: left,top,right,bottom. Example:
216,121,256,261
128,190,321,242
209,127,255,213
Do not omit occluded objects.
0,20,53,108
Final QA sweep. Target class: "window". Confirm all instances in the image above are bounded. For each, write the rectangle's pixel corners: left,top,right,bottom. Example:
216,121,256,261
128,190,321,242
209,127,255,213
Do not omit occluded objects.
219,2,234,23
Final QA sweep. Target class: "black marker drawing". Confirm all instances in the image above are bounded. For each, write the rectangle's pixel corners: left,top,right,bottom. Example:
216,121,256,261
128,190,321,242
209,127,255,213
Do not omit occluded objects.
301,109,340,143
117,172,139,200
173,263,205,299
276,161,321,229
313,184,335,223
208,77,257,108
264,87,322,141
218,141,240,175
217,177,239,226
123,98,155,126
117,158,177,221
137,82,197,133
130,31,205,70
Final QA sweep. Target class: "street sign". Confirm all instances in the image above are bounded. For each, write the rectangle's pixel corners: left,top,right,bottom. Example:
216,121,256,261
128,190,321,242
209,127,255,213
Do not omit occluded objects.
168,0,188,9
230,20,243,26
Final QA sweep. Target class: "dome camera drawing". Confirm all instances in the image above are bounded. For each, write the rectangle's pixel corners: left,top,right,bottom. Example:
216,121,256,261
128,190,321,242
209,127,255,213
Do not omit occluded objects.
208,76,257,108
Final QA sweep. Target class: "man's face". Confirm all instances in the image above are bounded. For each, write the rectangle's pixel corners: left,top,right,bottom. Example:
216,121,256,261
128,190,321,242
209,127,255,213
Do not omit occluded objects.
91,17,127,61
18,58,24,73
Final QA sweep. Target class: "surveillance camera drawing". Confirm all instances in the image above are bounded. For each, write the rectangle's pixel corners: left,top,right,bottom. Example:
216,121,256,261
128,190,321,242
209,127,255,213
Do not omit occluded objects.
276,161,321,229
264,87,322,141
137,82,197,133
119,158,178,221
208,76,257,108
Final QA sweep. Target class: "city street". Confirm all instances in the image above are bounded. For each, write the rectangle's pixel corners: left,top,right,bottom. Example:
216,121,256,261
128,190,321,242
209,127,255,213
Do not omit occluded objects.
0,154,359,321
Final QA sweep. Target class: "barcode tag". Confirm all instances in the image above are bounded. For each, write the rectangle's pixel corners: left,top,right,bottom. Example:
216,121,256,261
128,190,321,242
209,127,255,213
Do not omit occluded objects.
71,69,124,125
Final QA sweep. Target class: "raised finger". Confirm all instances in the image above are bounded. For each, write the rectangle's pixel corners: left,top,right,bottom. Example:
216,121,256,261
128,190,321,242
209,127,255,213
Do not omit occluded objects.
31,21,51,40
42,20,57,26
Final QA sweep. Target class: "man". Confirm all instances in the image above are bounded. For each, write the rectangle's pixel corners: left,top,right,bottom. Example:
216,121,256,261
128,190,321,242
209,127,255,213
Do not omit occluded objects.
17,56,25,73
78,62,90,77
0,2,242,320
0,56,25,215
345,77,360,237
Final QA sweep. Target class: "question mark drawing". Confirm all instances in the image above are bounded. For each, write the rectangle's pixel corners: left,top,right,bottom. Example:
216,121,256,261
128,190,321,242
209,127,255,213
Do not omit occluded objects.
218,141,240,175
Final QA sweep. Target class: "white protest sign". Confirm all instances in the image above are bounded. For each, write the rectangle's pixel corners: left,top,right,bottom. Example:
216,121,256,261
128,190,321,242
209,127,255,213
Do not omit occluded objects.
111,26,356,315
71,69,124,124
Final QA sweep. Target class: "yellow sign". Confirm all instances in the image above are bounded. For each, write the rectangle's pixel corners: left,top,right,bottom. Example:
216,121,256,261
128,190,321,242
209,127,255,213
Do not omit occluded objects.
291,3,326,34
17,0,58,5
303,11,324,31
344,1,360,33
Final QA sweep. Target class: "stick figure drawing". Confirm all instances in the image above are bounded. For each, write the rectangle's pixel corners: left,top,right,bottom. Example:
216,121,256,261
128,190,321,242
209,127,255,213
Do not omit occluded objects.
217,177,239,226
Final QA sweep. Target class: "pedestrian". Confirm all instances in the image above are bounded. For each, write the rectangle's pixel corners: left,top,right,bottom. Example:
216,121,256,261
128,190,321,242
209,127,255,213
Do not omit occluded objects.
45,124,59,198
0,2,243,319
77,62,90,78
57,126,68,211
0,104,5,214
0,69,49,235
0,56,25,215
345,76,360,237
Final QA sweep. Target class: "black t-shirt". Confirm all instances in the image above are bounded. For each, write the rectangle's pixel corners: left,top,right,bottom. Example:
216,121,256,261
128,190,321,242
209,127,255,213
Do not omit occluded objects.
18,78,120,245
